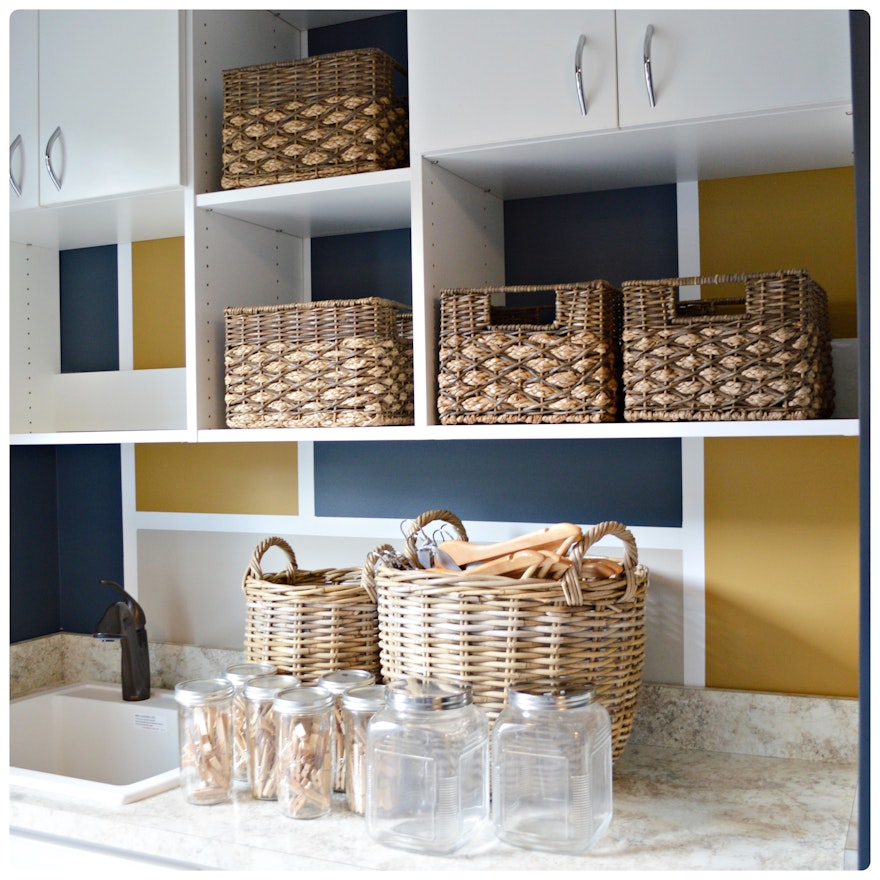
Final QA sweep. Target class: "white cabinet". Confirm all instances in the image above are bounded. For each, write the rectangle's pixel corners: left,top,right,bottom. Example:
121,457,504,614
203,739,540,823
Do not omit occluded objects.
36,10,184,206
408,10,618,152
615,10,852,128
9,10,39,212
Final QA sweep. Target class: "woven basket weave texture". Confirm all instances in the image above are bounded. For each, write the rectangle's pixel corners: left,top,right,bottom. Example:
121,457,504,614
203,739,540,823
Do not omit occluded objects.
221,48,408,188
363,511,648,762
242,536,379,684
437,282,622,425
224,297,414,429
621,270,834,421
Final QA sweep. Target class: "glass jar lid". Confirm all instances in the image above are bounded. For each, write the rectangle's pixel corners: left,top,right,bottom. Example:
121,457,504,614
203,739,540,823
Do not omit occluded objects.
224,662,277,686
342,683,386,711
507,681,596,711
243,674,301,701
385,678,473,711
174,677,234,706
317,669,376,694
273,685,334,714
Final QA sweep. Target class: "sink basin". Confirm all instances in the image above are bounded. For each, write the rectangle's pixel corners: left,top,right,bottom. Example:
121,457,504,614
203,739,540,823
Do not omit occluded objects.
10,681,180,805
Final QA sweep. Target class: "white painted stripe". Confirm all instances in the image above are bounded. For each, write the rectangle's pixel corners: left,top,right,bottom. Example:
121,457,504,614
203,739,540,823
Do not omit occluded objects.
116,242,133,370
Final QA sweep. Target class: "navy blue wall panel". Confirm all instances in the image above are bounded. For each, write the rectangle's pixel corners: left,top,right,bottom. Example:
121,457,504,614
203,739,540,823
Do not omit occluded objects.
56,445,125,634
59,244,118,373
9,446,61,641
314,185,683,526
311,229,412,304
314,439,682,527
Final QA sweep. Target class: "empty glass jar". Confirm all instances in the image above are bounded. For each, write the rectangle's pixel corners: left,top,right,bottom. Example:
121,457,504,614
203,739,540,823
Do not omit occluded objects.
492,681,613,853
366,678,489,854
174,678,235,805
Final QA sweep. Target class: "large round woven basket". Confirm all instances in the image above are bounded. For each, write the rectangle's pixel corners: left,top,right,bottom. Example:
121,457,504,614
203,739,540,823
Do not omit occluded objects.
364,512,648,762
242,536,378,685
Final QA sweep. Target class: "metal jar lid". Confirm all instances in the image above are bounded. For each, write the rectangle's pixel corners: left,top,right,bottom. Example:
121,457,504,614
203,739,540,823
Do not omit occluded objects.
385,678,473,712
507,681,596,711
318,669,376,694
273,685,334,714
243,674,301,701
174,677,234,706
341,683,386,712
224,662,277,686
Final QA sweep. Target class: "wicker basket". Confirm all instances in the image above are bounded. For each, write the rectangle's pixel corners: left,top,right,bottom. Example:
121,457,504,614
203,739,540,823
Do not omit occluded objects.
221,48,408,189
242,537,379,684
363,510,648,761
621,270,835,421
437,282,622,424
224,297,414,428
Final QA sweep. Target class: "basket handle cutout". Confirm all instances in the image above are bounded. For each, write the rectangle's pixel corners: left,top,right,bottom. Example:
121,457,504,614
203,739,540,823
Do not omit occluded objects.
242,536,297,592
561,520,641,605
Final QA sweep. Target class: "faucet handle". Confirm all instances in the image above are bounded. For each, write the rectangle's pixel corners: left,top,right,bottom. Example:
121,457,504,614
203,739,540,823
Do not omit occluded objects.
100,580,147,629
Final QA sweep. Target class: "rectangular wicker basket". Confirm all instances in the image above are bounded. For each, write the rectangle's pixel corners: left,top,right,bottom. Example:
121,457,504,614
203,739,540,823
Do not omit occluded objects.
242,537,379,685
621,270,835,421
437,282,623,424
221,48,409,189
224,297,414,428
363,511,648,762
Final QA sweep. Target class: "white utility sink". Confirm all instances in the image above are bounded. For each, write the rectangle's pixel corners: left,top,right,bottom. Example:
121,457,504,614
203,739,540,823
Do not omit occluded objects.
9,681,180,805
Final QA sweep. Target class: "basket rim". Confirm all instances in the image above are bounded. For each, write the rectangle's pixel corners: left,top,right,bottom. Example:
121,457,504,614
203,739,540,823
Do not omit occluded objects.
225,297,412,317
222,47,408,78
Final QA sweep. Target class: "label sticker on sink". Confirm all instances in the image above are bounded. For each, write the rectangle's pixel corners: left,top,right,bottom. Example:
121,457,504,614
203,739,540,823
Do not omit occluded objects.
133,712,169,732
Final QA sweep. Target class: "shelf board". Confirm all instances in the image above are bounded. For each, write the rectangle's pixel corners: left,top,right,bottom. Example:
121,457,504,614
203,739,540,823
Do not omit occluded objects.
10,429,193,446
196,419,859,443
196,168,412,238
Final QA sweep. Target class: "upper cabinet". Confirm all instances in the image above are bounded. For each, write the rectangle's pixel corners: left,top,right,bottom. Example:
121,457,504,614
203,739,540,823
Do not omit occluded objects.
35,10,184,206
615,10,852,128
408,11,619,152
10,10,186,250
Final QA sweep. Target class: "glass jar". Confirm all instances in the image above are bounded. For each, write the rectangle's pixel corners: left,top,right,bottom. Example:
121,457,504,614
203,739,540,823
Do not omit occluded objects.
341,683,386,814
274,686,335,819
224,662,277,782
317,669,376,792
492,681,613,853
244,673,302,800
366,678,489,854
174,678,235,805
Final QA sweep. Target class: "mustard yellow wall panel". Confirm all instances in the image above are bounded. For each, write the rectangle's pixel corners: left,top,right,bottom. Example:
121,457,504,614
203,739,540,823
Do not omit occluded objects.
699,167,857,338
135,444,298,515
700,168,859,697
704,437,858,697
132,237,185,369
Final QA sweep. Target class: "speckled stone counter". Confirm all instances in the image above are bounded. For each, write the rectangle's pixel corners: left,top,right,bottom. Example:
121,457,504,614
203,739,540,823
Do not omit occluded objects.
9,634,861,870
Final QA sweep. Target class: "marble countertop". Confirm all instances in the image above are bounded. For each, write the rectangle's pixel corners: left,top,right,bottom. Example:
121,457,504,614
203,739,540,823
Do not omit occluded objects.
9,634,861,871
10,741,858,871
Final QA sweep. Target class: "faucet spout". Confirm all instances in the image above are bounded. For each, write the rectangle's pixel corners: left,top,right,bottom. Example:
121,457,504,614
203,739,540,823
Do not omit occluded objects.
93,580,151,701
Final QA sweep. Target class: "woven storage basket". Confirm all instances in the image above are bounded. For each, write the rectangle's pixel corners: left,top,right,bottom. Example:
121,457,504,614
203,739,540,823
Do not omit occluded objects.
221,48,408,188
437,282,622,424
621,270,834,421
363,510,648,761
242,536,379,685
224,297,414,428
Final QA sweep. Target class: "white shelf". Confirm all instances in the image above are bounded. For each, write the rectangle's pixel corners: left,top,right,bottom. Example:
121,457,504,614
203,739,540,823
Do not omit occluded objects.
196,419,859,444
195,168,412,238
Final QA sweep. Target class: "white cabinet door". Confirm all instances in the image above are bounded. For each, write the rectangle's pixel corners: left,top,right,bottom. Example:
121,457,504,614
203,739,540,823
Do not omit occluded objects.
37,10,184,206
616,10,852,129
9,10,39,212
408,10,618,153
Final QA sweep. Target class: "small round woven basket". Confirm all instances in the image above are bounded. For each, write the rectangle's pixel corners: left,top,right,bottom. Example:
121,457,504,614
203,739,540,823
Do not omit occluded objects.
364,511,649,762
242,536,378,685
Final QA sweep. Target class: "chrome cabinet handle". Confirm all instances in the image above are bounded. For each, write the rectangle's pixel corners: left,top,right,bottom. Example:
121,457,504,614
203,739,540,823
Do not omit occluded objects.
9,134,23,197
643,24,656,108
574,34,588,116
44,125,63,191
